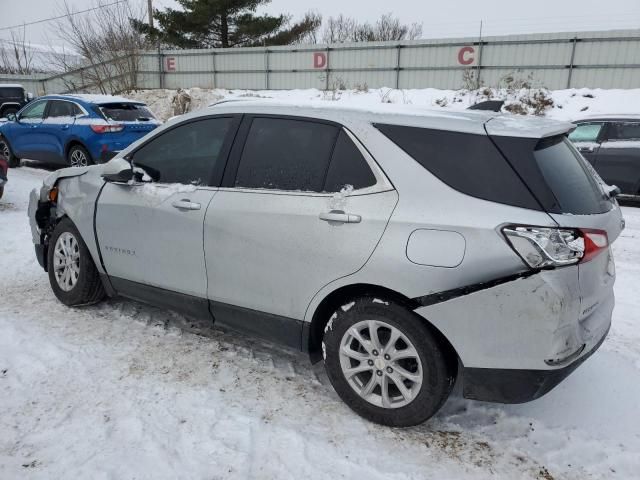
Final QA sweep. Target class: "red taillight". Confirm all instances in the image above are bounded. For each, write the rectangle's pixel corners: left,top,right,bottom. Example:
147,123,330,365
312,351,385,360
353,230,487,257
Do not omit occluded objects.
90,124,124,134
579,229,609,263
502,225,609,269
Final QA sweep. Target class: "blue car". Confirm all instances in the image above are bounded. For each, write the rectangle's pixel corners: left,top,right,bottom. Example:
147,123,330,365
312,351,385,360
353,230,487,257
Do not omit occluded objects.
0,94,159,168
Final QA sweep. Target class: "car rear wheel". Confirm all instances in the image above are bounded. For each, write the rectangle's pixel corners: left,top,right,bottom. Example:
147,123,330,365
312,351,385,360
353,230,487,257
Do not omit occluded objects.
0,136,20,168
322,297,455,427
47,218,105,306
0,186,4,199
68,144,93,168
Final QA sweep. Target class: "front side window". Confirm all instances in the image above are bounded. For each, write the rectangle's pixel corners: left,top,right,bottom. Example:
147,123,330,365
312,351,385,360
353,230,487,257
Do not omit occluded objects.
235,118,339,192
568,123,603,143
132,117,232,185
606,122,640,142
20,101,47,120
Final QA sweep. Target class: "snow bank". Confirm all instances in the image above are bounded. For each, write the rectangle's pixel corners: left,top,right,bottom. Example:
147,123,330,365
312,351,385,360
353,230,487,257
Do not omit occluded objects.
126,86,640,122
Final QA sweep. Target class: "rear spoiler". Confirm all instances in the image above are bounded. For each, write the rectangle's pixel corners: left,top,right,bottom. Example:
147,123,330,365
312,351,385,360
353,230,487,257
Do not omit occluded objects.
468,100,505,112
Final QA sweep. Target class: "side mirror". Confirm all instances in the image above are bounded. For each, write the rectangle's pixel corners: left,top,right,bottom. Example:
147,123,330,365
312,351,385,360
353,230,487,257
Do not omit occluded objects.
102,168,133,184
26,92,34,101
6,113,16,122
101,157,133,184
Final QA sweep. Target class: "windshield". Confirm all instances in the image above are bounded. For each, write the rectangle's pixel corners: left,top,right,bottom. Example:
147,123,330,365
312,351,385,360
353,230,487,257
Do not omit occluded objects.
97,103,155,122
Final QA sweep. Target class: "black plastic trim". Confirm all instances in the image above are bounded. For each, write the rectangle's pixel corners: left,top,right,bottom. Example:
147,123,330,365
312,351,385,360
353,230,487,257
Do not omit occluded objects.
110,276,212,319
209,300,304,351
34,245,45,269
412,270,536,307
462,325,609,403
106,276,306,351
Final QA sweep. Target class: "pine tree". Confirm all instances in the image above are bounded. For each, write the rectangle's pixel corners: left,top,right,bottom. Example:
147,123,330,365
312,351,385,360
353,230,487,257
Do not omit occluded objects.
134,0,321,48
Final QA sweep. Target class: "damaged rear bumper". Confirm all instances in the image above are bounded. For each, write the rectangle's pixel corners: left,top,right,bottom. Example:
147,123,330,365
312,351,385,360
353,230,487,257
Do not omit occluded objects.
414,266,613,403
461,324,609,403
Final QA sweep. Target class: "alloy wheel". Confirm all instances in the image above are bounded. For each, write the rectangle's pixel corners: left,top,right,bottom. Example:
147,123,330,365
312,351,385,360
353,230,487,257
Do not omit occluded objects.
70,149,88,167
339,319,423,408
53,232,80,292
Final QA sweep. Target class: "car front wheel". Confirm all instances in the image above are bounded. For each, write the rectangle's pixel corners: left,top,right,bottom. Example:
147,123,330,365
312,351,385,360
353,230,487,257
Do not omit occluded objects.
323,297,455,427
47,218,105,306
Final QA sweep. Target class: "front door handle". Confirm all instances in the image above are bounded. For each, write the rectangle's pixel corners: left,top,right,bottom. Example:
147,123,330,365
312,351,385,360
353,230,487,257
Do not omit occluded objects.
171,199,201,210
319,210,361,223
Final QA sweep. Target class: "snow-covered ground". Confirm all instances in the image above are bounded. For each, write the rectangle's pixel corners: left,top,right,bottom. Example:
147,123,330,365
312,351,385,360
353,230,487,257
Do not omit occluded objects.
128,86,640,122
1,165,640,479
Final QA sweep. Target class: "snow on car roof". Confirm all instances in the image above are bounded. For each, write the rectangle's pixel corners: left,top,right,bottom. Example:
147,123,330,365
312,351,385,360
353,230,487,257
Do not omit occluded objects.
56,94,145,105
0,84,24,88
574,114,640,122
206,98,574,138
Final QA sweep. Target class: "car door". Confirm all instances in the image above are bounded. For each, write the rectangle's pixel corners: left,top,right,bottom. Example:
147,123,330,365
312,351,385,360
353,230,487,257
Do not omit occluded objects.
204,116,398,331
40,100,80,164
568,121,606,165
10,99,48,159
95,115,239,310
593,121,640,195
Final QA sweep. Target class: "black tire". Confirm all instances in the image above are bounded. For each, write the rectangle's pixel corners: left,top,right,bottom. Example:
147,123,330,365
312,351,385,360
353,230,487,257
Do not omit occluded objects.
323,297,455,427
0,186,3,200
0,136,20,168
67,144,93,167
47,218,105,306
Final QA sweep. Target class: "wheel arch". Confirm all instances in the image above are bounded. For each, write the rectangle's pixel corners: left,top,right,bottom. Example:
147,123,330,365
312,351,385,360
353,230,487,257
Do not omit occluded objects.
65,139,92,162
306,283,460,376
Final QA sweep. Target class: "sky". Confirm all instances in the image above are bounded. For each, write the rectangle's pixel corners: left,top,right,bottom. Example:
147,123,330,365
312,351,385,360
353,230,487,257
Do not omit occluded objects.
1,0,640,49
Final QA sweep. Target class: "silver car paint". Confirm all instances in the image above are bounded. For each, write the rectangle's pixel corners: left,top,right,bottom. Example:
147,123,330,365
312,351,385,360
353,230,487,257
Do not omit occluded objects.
28,103,618,375
95,183,217,298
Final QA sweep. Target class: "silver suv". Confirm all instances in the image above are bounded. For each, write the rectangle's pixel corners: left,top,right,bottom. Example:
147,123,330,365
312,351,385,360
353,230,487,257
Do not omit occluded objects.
28,102,624,427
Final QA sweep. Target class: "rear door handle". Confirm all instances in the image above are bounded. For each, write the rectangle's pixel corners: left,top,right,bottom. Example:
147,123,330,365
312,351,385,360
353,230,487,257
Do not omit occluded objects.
319,210,361,223
171,199,201,210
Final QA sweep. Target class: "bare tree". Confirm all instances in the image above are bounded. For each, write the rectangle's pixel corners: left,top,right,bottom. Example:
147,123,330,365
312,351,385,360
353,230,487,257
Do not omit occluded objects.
322,13,422,44
51,0,150,94
0,29,37,74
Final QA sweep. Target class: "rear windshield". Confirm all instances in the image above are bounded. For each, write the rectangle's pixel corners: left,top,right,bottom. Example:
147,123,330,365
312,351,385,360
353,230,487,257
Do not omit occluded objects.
533,136,609,214
95,103,154,122
492,135,611,215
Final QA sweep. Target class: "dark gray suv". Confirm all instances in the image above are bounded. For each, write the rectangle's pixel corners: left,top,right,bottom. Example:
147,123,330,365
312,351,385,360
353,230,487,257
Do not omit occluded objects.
569,115,640,196
0,84,33,118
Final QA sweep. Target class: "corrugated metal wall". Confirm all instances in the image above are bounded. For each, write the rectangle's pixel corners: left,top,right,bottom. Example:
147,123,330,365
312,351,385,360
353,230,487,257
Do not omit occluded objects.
142,29,640,91
4,29,640,94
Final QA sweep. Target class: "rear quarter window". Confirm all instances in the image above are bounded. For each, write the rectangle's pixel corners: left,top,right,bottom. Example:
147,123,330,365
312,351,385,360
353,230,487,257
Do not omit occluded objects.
374,124,541,210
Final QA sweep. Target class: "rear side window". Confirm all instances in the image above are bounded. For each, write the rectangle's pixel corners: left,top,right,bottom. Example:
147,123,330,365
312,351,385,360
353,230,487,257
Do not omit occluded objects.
324,131,376,192
607,122,640,141
132,117,232,185
374,124,541,210
97,103,154,121
568,123,603,143
48,101,81,118
235,118,338,192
